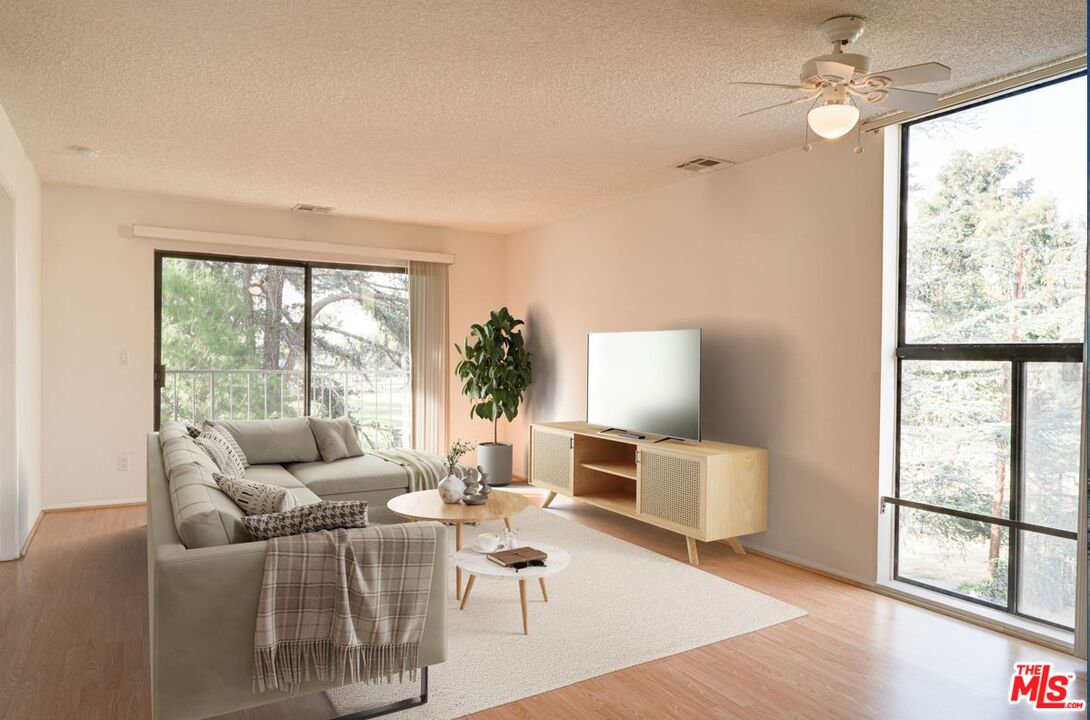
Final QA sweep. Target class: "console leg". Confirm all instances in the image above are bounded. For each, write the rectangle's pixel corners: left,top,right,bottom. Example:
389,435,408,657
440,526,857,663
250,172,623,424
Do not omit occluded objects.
542,491,557,508
686,537,699,565
727,538,747,556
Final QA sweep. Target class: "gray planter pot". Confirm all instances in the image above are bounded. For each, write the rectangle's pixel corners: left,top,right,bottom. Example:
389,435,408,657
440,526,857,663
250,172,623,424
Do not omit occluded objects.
476,442,513,486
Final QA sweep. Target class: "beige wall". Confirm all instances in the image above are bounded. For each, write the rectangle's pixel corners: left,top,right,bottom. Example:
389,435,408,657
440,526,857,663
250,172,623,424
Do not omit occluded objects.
0,100,41,558
505,134,886,582
41,184,506,507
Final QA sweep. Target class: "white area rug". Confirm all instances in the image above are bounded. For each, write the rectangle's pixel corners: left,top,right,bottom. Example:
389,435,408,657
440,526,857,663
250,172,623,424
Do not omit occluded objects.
327,505,805,718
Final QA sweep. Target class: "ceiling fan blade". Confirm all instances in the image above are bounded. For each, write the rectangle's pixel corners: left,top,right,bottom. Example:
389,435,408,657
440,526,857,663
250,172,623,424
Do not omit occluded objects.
878,87,941,112
729,81,807,91
738,95,814,118
814,60,857,82
863,62,951,86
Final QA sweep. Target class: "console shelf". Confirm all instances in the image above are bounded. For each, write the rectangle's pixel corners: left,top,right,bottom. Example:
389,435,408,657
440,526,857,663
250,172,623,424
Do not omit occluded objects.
529,421,768,565
578,490,639,517
579,460,637,481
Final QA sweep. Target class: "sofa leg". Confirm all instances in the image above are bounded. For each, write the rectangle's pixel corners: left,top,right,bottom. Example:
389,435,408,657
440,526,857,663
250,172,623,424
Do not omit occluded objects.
332,666,429,719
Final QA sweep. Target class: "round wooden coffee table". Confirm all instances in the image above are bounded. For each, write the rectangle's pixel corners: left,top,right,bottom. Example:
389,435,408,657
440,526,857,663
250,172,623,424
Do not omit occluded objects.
387,489,531,600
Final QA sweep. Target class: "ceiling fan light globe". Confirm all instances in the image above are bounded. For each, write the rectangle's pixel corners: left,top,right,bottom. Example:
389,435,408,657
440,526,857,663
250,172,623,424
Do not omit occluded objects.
807,103,860,139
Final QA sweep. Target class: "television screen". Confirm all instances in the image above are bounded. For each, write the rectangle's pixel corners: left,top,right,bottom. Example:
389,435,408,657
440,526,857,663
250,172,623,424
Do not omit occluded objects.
586,329,701,441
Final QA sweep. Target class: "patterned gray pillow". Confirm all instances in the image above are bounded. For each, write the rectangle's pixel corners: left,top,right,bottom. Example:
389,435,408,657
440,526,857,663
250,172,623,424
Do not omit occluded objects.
195,430,246,477
214,473,298,516
241,500,369,540
202,422,250,469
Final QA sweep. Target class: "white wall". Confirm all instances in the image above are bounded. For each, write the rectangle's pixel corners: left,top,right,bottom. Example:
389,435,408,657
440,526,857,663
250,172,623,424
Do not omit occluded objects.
0,101,41,558
505,134,886,582
41,184,506,507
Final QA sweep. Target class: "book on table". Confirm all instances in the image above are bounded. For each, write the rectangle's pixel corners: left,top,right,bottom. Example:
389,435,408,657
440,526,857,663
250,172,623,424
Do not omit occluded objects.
486,547,548,567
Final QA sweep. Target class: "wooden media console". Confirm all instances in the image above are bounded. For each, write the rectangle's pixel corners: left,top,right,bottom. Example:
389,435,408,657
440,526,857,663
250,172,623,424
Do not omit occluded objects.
528,421,768,565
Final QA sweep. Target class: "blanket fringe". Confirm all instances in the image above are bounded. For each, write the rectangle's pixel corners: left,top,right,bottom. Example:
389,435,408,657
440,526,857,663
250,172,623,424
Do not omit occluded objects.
255,641,421,695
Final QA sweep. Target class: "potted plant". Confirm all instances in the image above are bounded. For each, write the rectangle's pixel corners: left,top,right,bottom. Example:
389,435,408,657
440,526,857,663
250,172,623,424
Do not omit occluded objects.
454,307,532,486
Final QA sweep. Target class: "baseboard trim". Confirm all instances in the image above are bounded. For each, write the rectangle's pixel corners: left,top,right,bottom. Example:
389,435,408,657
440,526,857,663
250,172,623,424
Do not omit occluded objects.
42,497,147,512
738,543,1078,657
19,510,43,557
737,544,873,587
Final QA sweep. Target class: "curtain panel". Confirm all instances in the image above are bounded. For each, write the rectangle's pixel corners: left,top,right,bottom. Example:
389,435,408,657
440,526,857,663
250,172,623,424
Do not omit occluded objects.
409,261,449,455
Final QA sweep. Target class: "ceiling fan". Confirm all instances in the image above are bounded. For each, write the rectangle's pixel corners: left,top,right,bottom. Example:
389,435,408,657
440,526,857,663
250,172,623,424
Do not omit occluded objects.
733,16,950,147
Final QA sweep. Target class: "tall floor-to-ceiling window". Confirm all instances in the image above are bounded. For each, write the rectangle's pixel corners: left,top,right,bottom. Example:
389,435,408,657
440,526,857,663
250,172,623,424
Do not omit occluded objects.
889,73,1087,630
155,252,411,449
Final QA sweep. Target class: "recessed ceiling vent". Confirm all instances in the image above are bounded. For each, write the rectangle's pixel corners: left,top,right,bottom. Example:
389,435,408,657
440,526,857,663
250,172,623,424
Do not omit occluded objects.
292,203,334,214
673,156,734,173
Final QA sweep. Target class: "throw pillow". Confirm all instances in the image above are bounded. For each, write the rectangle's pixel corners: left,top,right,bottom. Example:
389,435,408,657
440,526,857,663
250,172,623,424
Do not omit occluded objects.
309,417,364,463
241,500,369,540
195,429,247,477
202,422,250,469
214,473,299,516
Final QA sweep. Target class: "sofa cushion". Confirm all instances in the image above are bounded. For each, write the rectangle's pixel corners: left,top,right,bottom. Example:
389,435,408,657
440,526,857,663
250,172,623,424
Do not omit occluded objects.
243,464,323,507
159,421,248,548
309,416,364,463
208,418,321,465
241,500,369,540
286,454,411,497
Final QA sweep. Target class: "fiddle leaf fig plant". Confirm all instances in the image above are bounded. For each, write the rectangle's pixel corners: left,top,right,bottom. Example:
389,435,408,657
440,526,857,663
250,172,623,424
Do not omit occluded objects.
454,307,533,445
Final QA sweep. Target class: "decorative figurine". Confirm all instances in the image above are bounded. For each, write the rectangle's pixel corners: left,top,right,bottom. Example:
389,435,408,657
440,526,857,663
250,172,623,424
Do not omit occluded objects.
477,465,492,498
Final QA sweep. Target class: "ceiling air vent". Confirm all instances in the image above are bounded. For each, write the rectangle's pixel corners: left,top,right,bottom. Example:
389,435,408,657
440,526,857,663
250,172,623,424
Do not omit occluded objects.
292,203,334,214
673,156,734,173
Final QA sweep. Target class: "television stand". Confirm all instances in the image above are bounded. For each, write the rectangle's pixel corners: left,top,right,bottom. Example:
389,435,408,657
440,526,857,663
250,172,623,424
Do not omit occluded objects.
597,427,646,440
529,421,768,565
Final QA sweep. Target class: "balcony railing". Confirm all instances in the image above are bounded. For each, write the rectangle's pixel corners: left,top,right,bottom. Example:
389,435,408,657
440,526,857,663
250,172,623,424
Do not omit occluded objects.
160,368,410,449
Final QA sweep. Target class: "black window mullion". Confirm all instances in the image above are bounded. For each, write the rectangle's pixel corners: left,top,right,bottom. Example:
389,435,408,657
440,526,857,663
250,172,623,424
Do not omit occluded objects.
1007,360,1024,614
303,265,312,417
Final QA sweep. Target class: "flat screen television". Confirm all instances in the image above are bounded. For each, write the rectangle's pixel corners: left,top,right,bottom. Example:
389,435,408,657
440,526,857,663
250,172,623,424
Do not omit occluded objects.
586,329,701,441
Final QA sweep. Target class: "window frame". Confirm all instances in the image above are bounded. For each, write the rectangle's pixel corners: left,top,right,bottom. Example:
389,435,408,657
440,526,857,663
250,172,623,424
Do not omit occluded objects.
153,249,407,432
888,72,1087,631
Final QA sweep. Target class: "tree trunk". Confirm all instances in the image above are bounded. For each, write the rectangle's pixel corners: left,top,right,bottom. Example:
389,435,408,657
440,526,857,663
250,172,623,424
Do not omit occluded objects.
262,267,284,370
986,235,1024,576
988,457,1006,576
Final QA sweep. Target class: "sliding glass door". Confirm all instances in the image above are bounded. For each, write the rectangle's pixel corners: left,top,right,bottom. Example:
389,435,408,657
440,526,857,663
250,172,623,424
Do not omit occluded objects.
890,74,1087,630
309,265,411,448
155,253,410,449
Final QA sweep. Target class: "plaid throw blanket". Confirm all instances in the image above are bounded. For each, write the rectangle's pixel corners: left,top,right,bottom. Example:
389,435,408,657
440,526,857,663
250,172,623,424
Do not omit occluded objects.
253,522,439,694
369,448,452,492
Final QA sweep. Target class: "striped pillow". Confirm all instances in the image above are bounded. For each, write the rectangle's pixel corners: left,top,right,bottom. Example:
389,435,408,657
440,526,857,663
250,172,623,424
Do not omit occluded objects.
214,474,298,516
195,429,246,477
202,423,250,469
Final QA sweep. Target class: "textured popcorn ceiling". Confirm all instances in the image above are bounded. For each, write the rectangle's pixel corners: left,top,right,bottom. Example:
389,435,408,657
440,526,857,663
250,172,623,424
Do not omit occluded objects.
0,1,1084,232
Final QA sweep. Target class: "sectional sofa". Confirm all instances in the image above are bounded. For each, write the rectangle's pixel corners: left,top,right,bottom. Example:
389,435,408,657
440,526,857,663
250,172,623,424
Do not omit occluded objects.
147,418,447,720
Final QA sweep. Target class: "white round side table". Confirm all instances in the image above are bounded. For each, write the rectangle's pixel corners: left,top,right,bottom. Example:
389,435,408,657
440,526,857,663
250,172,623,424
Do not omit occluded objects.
454,542,571,635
